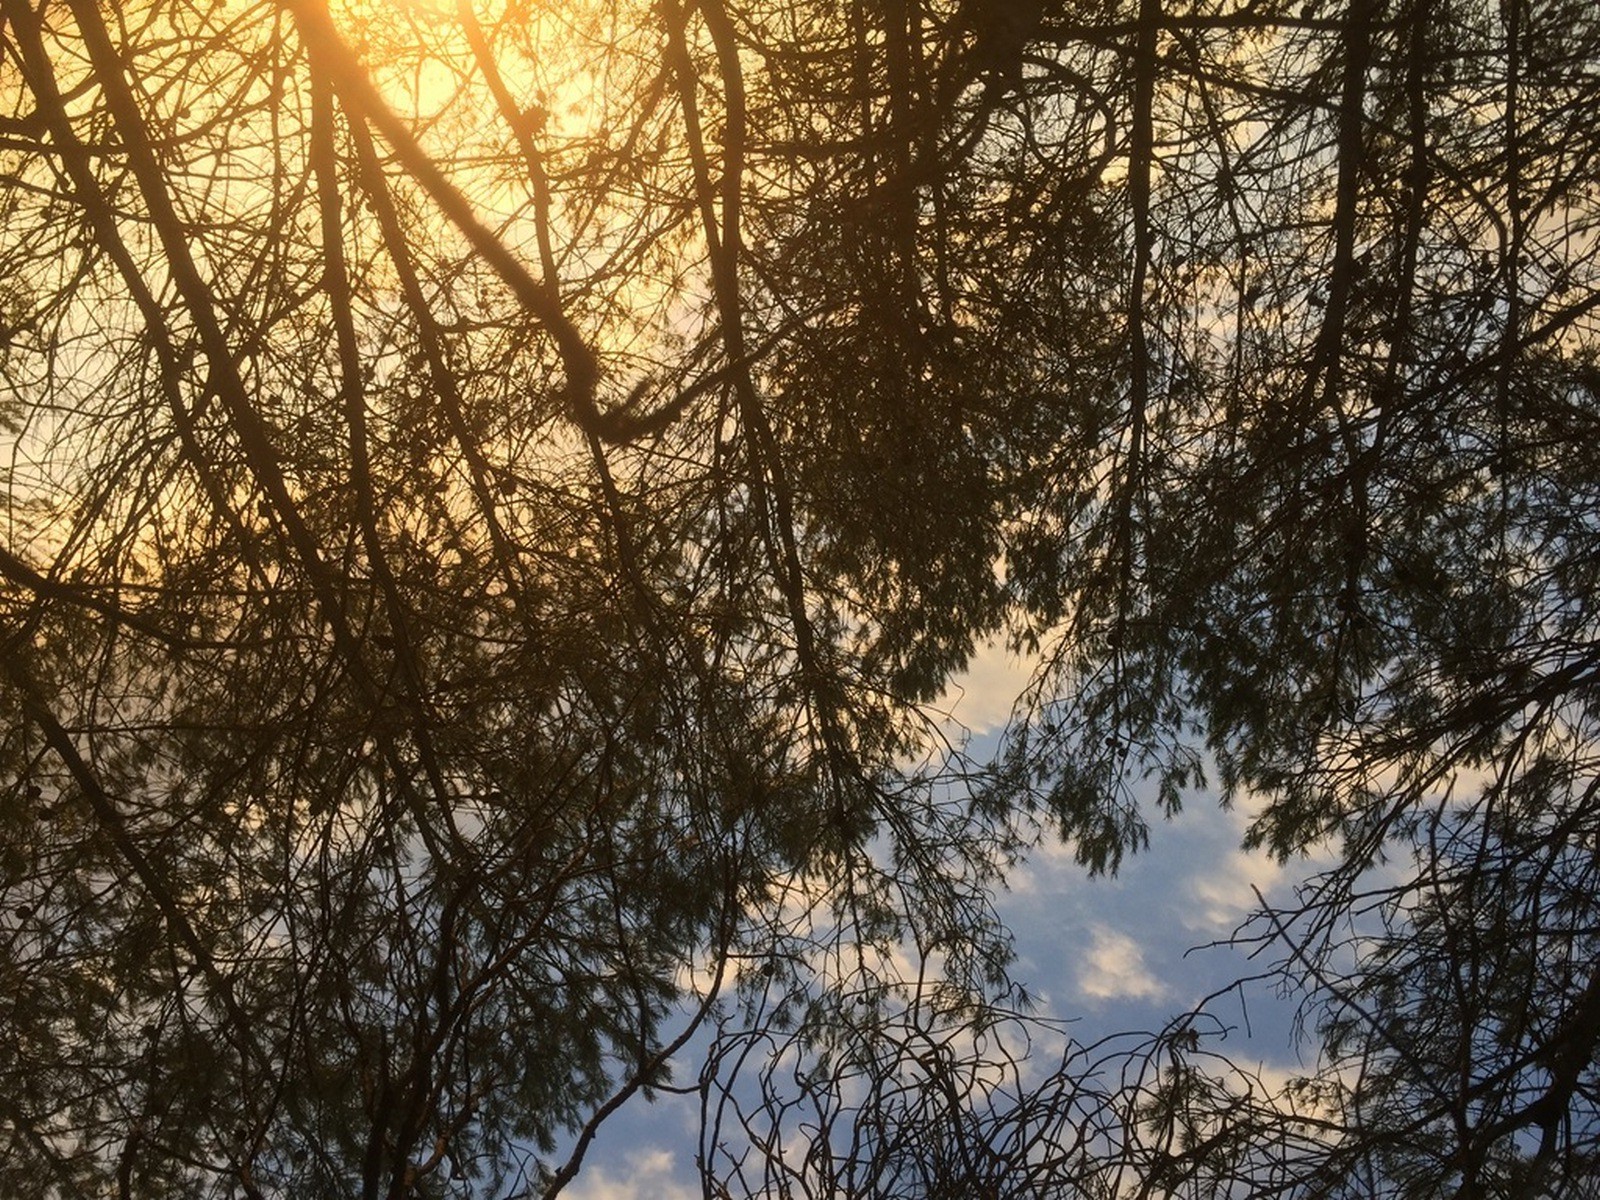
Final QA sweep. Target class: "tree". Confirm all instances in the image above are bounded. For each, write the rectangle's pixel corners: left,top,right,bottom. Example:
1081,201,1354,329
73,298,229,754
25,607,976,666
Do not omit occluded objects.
691,0,1600,1193
991,0,1600,1194
0,0,1028,1193
4,0,1600,1197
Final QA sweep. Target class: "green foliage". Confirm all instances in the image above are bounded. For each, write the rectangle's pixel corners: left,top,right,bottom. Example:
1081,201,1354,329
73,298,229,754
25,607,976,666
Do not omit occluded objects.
4,0,1600,1195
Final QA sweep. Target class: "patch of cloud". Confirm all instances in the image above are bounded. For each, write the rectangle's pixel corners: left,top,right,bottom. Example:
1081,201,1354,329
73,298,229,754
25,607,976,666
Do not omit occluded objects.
561,1147,700,1200
935,635,1032,736
1185,847,1288,932
1077,924,1167,1004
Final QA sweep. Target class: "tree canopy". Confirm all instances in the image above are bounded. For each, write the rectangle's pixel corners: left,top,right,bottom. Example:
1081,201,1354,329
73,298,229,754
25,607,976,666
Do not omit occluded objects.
2,0,1598,1196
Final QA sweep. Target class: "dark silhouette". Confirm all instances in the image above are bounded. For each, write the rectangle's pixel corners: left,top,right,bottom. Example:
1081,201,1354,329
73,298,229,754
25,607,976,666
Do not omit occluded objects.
2,0,1598,1195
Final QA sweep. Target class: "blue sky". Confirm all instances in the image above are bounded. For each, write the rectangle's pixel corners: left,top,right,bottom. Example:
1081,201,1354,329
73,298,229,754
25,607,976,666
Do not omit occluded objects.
557,638,1320,1198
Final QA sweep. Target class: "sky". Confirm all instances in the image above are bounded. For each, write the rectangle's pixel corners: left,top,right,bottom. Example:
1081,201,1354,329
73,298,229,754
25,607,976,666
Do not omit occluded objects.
558,637,1323,1199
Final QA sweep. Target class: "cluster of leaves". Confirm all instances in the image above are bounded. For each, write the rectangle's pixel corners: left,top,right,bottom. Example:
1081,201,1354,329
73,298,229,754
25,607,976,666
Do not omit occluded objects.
3,0,1600,1196
0,0,1021,1193
991,0,1600,1194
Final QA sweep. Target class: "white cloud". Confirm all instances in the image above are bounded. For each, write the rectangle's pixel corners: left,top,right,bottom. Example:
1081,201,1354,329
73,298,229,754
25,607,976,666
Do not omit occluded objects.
1185,847,1287,932
560,1147,700,1200
1077,924,1167,1003
936,635,1032,736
